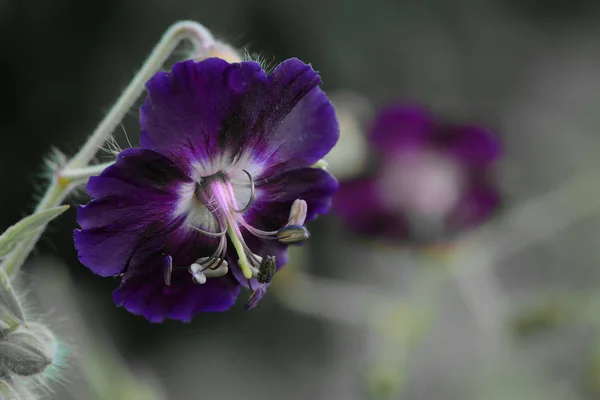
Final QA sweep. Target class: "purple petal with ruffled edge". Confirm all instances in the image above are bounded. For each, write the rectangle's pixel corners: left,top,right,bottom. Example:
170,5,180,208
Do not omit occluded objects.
75,148,192,276
140,58,339,177
251,167,339,229
75,148,241,320
140,58,267,174
251,59,339,176
113,265,240,322
368,104,435,157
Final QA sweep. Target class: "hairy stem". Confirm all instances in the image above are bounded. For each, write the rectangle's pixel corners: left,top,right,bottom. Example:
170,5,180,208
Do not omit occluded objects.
60,161,116,183
68,21,214,169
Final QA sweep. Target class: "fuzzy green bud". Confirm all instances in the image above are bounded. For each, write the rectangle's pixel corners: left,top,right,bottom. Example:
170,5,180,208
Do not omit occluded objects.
0,324,56,377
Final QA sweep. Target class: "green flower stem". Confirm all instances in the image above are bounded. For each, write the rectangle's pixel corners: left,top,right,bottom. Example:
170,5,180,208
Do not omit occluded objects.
1,21,215,278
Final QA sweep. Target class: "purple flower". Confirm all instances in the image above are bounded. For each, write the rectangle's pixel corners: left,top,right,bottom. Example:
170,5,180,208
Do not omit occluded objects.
74,58,339,322
334,104,501,244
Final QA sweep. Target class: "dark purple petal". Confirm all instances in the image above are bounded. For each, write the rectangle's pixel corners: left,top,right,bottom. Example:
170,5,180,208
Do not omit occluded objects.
75,147,245,321
446,184,501,230
436,125,502,167
334,178,409,238
140,58,267,174
110,217,238,321
369,104,435,157
74,148,192,276
250,59,338,176
249,167,339,232
113,265,240,322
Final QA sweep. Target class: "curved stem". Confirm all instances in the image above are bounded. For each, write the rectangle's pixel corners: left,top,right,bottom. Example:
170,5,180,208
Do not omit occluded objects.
68,21,214,169
1,21,216,278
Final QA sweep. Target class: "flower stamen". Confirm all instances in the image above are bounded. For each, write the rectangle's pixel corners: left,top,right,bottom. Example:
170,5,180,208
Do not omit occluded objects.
277,225,310,244
232,169,255,214
227,221,255,279
185,173,309,289
190,260,229,284
257,255,276,284
163,255,173,286
189,224,227,237
287,199,308,226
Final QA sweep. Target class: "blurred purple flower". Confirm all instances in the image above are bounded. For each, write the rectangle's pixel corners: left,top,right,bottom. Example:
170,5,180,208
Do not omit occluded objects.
334,104,501,244
74,58,339,322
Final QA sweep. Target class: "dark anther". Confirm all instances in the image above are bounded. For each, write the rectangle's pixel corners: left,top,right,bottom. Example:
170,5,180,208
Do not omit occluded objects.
277,225,310,244
257,255,276,284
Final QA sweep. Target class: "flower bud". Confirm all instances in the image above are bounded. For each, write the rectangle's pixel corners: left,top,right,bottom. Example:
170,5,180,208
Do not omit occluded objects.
0,324,56,377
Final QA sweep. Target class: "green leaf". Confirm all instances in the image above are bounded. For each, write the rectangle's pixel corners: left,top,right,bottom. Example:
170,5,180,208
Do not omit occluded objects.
0,206,69,258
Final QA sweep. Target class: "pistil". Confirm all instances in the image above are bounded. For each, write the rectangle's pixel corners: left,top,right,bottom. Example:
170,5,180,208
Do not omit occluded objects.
226,217,254,279
178,171,311,289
